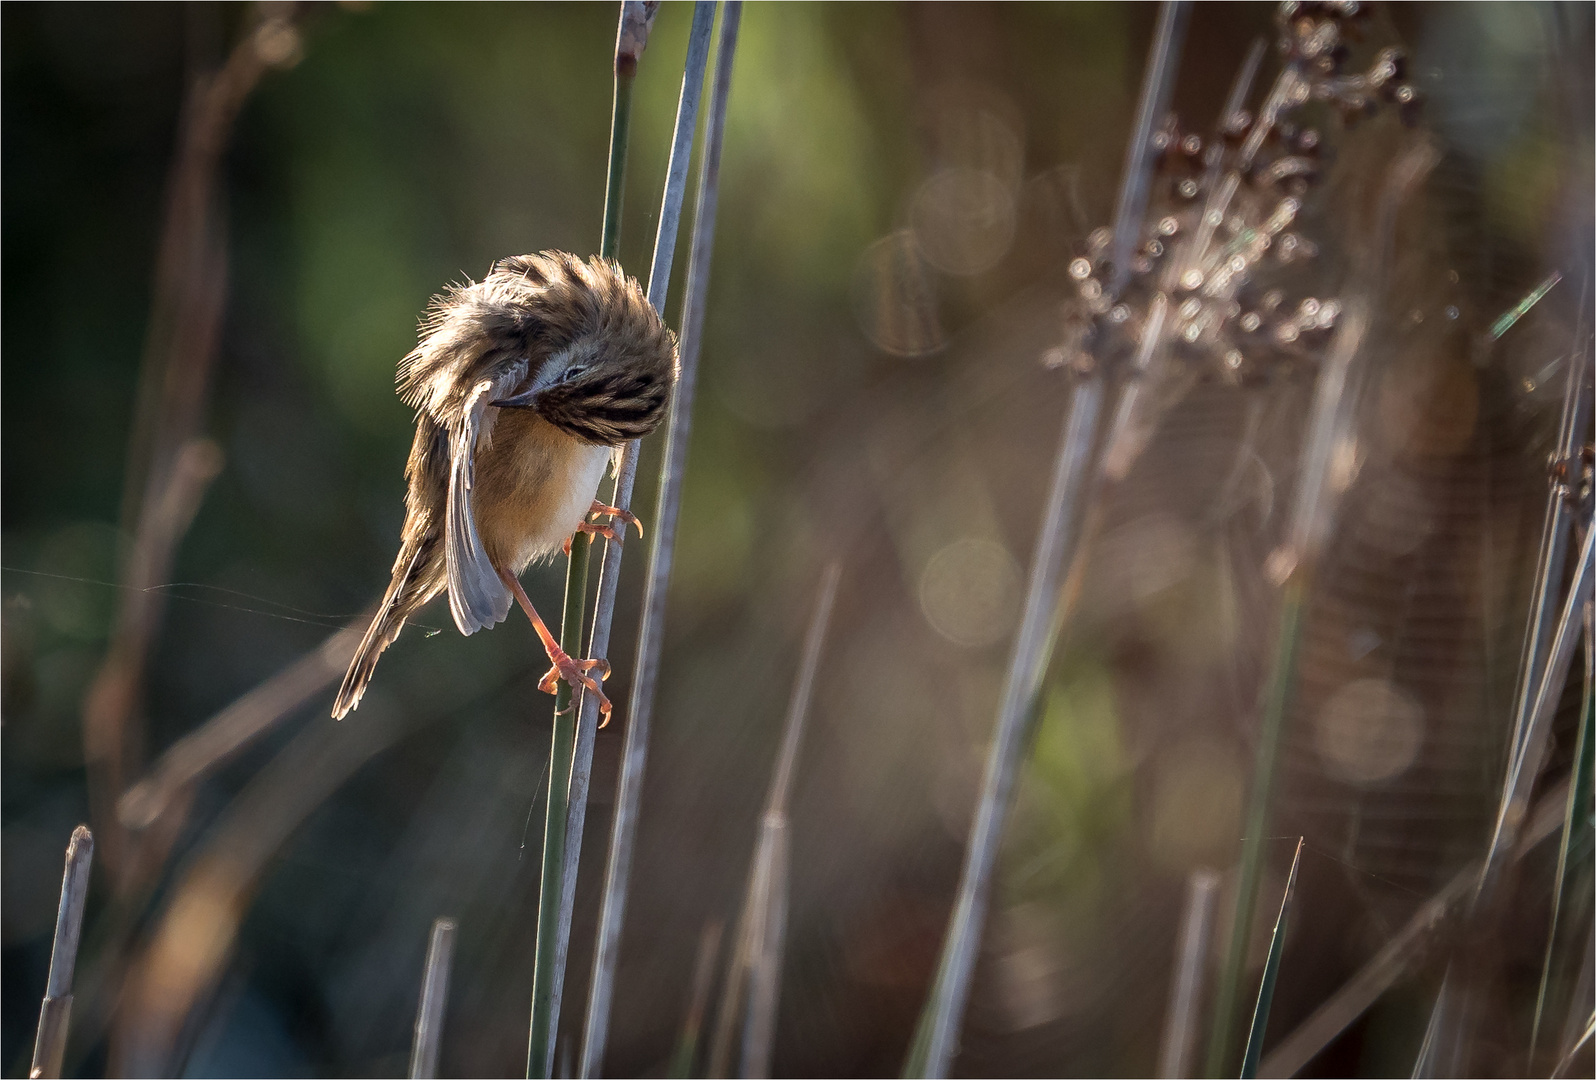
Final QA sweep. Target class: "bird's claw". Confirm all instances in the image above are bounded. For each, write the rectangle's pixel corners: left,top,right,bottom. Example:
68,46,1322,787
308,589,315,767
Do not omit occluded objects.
538,648,613,718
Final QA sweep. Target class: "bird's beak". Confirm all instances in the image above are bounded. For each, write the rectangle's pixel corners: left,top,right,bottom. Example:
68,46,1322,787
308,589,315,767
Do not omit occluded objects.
490,388,540,410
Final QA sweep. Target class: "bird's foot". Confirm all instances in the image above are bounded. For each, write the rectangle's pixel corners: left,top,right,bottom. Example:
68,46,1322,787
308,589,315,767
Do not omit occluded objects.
563,502,643,554
537,648,613,719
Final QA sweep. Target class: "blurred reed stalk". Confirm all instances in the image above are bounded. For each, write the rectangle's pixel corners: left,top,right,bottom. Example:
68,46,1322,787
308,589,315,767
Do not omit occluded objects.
904,7,1189,1077
1258,266,1591,1080
669,921,726,1078
706,562,841,1080
112,675,411,1075
1530,600,1594,1069
1159,868,1220,1079
1239,838,1302,1079
410,917,458,1080
117,620,364,832
579,4,740,1074
1205,131,1438,1077
82,7,301,890
1415,527,1595,1077
1414,321,1593,1077
528,4,710,1076
1259,771,1576,1077
30,826,94,1080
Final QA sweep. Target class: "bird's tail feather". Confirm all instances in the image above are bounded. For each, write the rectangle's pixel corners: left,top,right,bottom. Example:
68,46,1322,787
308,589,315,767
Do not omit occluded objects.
333,542,428,719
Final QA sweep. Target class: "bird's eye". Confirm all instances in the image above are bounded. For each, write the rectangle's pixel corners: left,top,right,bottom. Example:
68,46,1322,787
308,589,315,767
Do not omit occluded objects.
560,365,587,383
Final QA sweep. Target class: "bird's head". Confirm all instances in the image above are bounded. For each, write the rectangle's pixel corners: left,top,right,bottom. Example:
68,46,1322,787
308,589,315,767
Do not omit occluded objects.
493,328,673,445
484,255,677,446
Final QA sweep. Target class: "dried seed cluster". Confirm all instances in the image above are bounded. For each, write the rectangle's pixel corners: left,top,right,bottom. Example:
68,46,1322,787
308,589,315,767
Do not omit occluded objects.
1050,1,1418,385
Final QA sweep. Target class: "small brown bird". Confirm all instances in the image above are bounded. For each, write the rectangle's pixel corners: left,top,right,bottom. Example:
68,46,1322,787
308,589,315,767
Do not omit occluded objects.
332,251,677,720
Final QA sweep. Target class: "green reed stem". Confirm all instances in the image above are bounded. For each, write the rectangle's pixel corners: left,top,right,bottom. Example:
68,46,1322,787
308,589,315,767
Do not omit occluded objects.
1207,580,1305,1078
1241,837,1303,1079
527,53,637,1080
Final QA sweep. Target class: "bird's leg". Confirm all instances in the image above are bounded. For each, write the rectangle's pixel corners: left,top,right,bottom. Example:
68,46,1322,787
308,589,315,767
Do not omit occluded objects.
497,568,612,717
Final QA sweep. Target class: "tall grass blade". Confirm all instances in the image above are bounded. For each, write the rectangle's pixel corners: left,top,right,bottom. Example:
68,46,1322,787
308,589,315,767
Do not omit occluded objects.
30,826,93,1080
531,5,715,1077
1241,839,1303,1079
1258,861,1477,1078
410,917,458,1080
1160,868,1221,1079
528,6,649,1074
579,4,740,1074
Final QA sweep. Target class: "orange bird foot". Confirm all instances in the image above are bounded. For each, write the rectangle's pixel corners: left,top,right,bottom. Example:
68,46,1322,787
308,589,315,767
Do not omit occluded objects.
498,566,614,719
563,502,644,554
537,650,613,718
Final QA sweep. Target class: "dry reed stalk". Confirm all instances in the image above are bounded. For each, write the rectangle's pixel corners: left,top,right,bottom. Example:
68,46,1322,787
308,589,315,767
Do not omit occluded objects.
529,5,715,1075
112,692,410,1075
669,920,727,1078
30,826,94,1080
1159,868,1220,1079
578,5,741,1074
83,9,302,888
906,8,1190,1076
705,563,841,1079
117,620,364,831
1206,133,1438,1076
410,917,458,1080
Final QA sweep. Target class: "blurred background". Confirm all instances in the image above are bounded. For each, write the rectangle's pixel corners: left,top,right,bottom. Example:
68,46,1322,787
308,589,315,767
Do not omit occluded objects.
3,2,1591,1077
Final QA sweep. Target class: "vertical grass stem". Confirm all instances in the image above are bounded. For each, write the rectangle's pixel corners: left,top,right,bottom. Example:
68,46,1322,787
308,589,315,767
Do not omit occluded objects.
579,5,740,1074
30,826,94,1080
528,7,646,1073
410,917,457,1080
1160,868,1221,1079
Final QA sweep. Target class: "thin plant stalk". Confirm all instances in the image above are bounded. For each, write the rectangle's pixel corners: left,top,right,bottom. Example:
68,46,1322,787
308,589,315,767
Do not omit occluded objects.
1258,858,1477,1079
118,619,364,830
1106,1,1191,298
1413,284,1592,1078
905,377,1105,1080
410,917,458,1080
1208,134,1437,1077
527,6,642,1070
1478,526,1593,901
529,21,641,1072
733,563,842,1079
579,5,740,1074
31,826,94,1080
1241,838,1303,1079
1159,868,1221,1079
1503,308,1589,781
904,10,1188,1075
1551,1014,1595,1080
669,920,726,1078
530,5,714,1076
1530,599,1595,1066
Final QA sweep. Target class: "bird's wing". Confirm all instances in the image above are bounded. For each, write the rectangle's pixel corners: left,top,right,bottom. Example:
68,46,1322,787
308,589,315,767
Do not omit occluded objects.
445,377,514,634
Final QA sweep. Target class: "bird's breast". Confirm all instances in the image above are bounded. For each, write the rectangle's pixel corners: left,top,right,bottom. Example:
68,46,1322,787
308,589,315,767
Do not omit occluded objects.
471,411,612,572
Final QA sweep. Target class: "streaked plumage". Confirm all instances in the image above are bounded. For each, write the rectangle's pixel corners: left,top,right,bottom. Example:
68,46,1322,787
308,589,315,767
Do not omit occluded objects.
333,251,677,719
